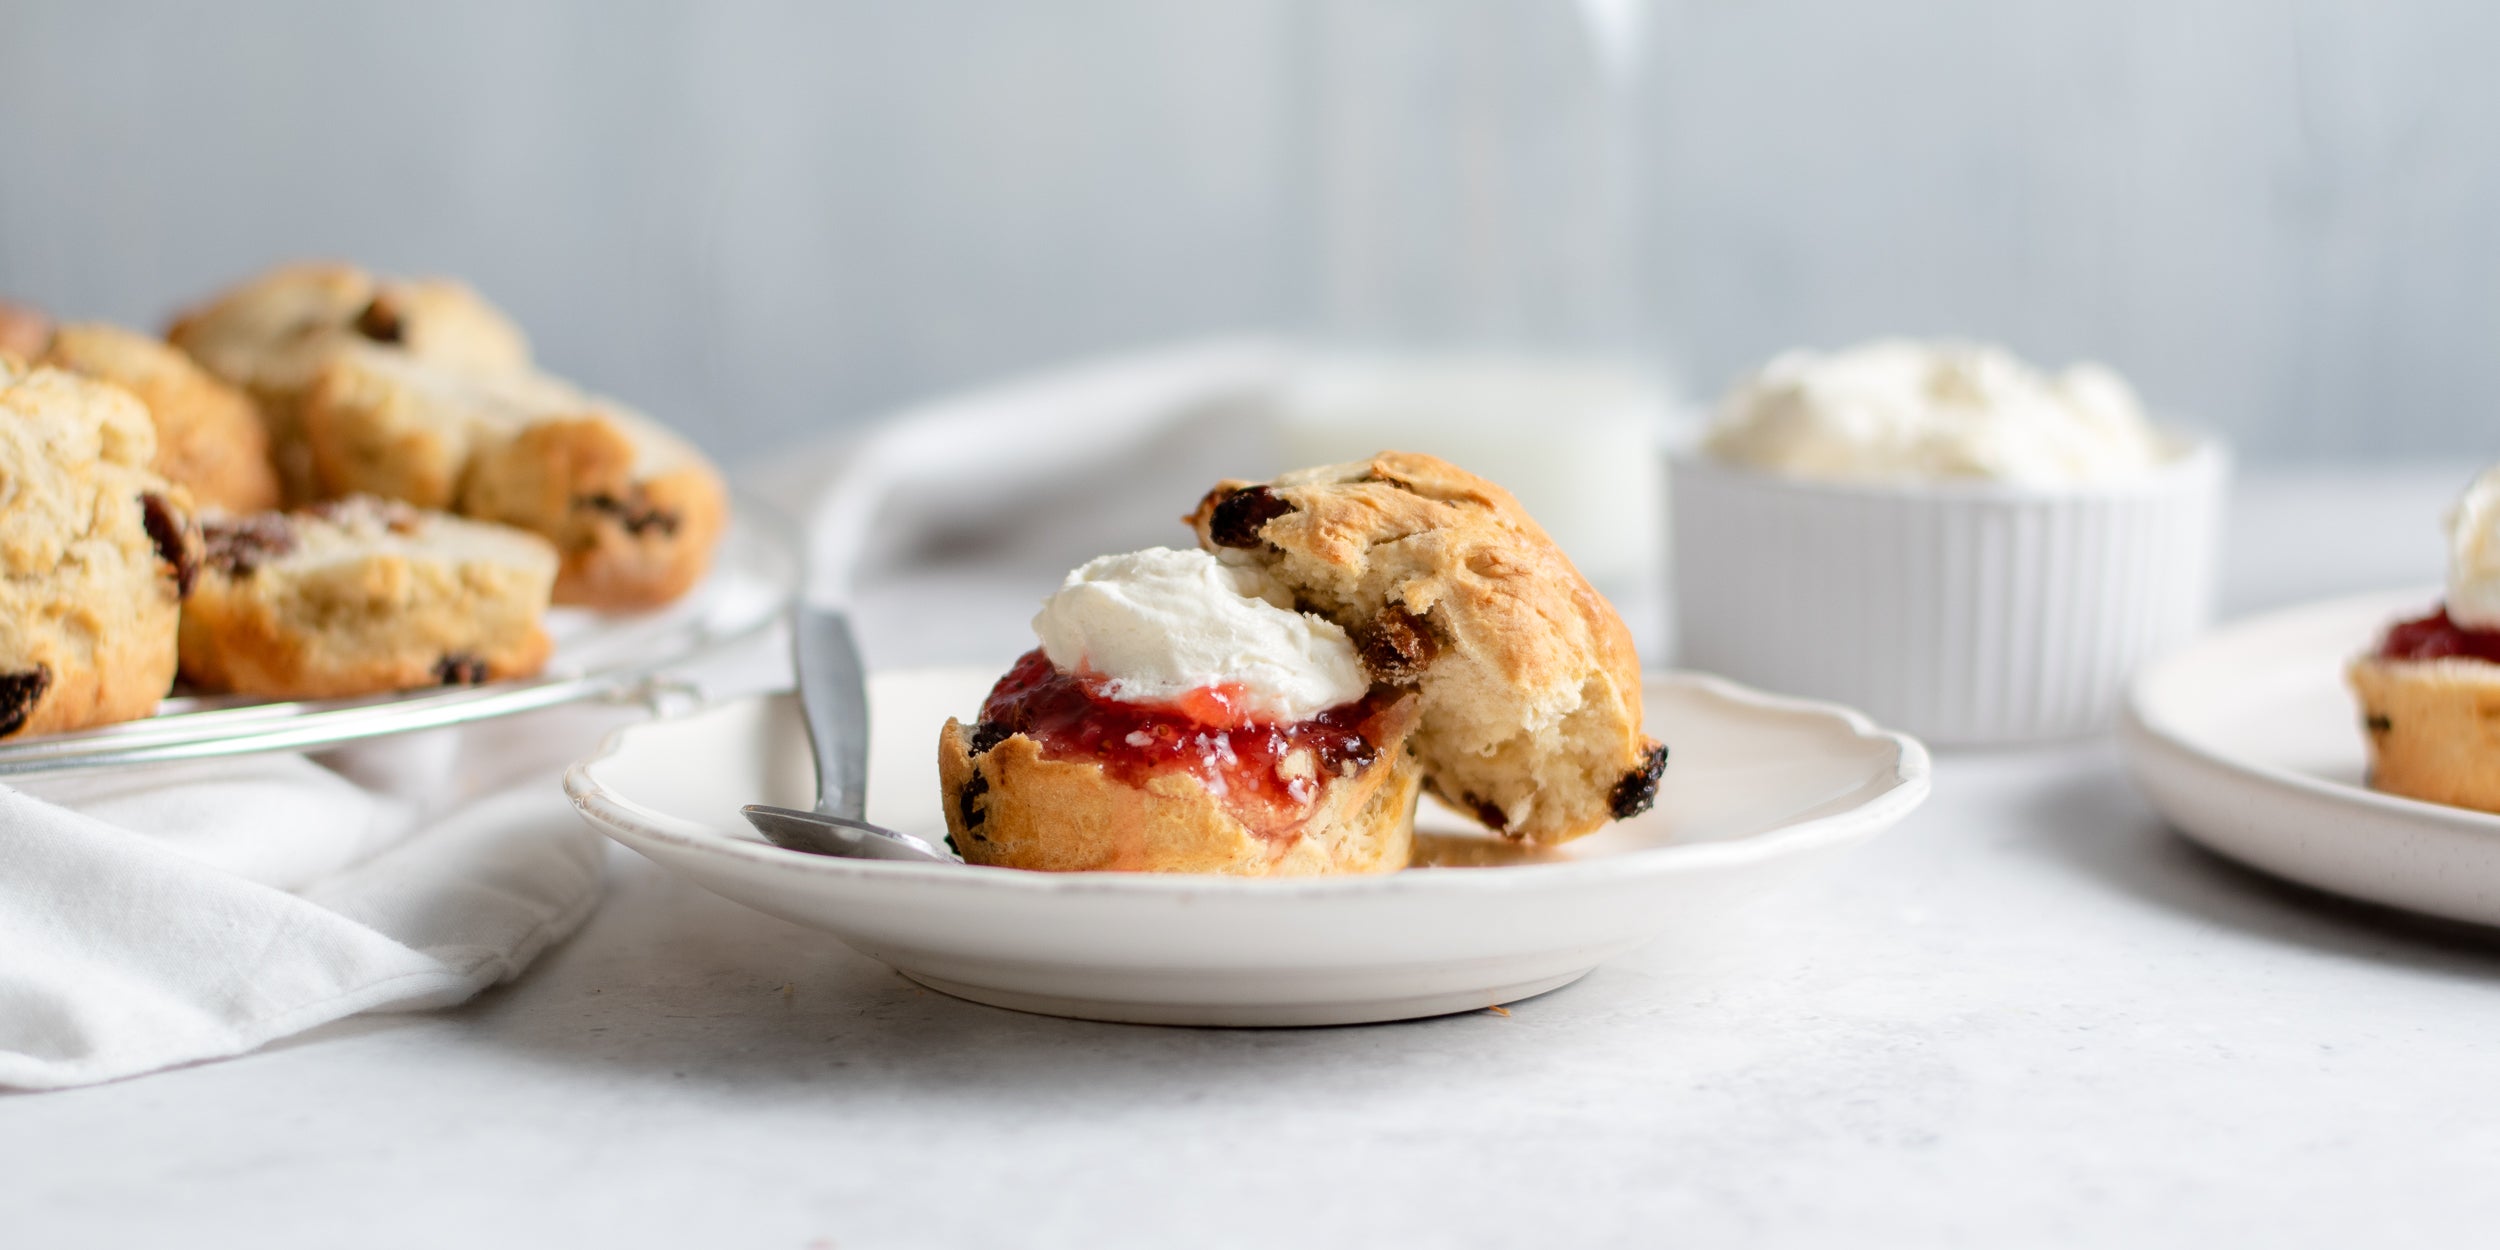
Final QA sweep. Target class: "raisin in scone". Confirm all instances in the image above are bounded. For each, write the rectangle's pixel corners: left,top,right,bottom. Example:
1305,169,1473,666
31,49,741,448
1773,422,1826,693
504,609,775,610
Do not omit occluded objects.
167,262,530,502
0,359,195,737
39,322,283,513
939,547,1426,875
1187,451,1664,843
303,348,729,608
179,496,557,699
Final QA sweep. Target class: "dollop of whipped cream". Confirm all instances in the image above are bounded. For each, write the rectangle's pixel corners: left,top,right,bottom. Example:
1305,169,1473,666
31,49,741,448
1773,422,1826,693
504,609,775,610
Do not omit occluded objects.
1031,547,1369,722
1705,339,2169,486
2447,467,2500,629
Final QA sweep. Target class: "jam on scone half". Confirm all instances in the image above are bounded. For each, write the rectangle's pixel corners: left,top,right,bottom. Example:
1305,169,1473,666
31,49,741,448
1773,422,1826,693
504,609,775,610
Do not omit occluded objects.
940,452,1670,877
941,547,1423,875
2350,465,2500,813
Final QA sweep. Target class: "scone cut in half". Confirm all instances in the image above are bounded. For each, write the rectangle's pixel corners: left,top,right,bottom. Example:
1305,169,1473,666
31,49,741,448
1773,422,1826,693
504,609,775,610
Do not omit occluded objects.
179,496,557,700
939,452,1668,876
941,547,1425,875
1188,452,1666,844
0,357,198,738
167,261,727,609
2349,464,2500,813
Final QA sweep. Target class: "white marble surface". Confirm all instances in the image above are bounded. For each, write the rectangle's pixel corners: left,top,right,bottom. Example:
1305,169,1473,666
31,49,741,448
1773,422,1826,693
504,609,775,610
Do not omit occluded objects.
7,464,2499,1248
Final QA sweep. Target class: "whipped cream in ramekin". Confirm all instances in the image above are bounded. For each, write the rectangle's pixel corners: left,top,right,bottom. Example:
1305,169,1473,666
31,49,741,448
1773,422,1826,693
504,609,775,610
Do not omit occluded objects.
1706,339,2169,487
1032,547,1368,721
2447,467,2500,629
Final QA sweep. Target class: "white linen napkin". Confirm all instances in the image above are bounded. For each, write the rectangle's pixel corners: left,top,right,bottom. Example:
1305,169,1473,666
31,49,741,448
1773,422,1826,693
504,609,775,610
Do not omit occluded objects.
0,708,618,1091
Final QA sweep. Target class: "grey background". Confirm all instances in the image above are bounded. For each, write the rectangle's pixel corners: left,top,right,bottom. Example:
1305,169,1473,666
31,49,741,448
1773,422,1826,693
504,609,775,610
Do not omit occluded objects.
0,0,2492,467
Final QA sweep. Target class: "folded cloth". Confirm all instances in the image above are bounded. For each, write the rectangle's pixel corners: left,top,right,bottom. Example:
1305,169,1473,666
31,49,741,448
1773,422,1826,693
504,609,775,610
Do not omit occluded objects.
0,706,619,1091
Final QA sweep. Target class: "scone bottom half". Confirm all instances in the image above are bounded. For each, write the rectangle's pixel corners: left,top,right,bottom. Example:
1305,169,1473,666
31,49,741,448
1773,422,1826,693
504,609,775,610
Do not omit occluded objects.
2350,607,2500,815
1189,451,1667,844
938,651,1426,876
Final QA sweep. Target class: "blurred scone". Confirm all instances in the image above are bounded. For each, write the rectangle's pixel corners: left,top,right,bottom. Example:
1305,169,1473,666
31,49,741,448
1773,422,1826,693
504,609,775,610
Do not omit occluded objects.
170,260,728,608
0,359,195,737
167,262,529,501
939,548,1426,875
2349,465,2500,814
304,348,729,608
39,322,283,512
2349,657,2500,813
179,496,556,699
0,298,53,360
1188,451,1665,843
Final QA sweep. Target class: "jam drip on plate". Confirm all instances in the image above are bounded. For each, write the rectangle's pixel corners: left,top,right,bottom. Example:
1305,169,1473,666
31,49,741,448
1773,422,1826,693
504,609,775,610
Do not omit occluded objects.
2379,607,2500,664
975,649,1399,837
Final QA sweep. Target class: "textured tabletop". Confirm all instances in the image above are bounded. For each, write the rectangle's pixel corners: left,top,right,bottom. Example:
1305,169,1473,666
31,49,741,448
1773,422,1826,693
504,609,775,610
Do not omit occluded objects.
6,463,2494,1249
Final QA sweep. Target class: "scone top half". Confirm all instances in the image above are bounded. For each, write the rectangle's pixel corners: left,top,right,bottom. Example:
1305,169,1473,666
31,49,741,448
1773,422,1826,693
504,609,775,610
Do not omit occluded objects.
1189,451,1666,843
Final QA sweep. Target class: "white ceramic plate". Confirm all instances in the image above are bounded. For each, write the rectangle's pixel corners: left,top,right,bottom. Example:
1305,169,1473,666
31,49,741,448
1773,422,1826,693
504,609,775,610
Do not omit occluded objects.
565,668,1931,1026
2121,587,2500,927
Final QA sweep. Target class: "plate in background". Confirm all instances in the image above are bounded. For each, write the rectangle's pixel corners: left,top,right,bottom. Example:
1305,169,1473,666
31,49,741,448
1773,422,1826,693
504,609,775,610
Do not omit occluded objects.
565,667,1931,1027
2121,587,2500,927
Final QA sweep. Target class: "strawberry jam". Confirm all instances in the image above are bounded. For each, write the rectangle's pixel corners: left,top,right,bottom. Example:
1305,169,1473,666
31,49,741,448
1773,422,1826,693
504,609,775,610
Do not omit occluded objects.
974,649,1398,837
2379,607,2500,664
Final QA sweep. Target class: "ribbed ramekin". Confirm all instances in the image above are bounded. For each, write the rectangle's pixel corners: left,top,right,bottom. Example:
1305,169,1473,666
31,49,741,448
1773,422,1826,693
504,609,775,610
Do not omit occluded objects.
1668,438,2229,746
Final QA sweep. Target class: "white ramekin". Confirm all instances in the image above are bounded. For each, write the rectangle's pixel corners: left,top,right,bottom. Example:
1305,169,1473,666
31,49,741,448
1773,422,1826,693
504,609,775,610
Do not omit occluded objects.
1668,437,2229,746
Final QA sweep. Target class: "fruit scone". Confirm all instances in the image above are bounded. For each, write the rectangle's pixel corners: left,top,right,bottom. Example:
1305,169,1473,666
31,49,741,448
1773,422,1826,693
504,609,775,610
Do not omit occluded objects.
179,496,558,700
166,262,529,503
168,261,728,609
2350,464,2500,813
301,348,728,608
941,546,1426,875
0,357,197,738
938,452,1668,876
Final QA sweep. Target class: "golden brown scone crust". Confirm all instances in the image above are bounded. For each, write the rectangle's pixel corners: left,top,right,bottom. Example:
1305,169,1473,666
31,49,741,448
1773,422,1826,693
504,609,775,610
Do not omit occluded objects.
178,497,556,700
166,261,529,502
0,298,54,360
1187,451,1665,844
938,717,1420,875
456,413,730,609
2349,654,2500,813
41,322,281,513
0,360,192,737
